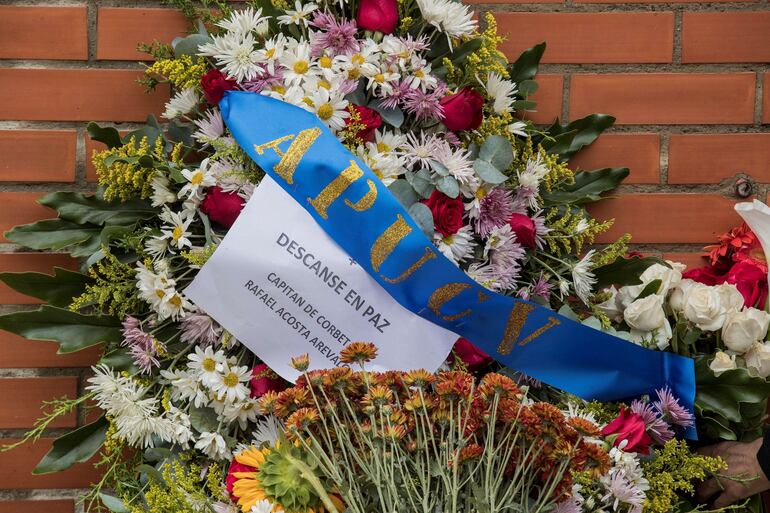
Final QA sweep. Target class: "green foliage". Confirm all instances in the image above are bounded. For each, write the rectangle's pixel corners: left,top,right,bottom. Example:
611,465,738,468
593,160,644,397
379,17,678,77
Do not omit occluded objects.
542,167,630,206
34,416,109,474
0,267,93,308
540,114,616,161
592,256,670,289
507,42,546,84
5,219,102,256
0,305,121,353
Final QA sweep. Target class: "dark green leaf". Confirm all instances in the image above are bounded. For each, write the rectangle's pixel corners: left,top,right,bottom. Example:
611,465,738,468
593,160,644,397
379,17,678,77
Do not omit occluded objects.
507,42,546,84
407,202,434,238
87,122,123,149
39,192,156,226
634,279,662,300
0,268,93,308
0,305,121,353
124,116,163,148
5,219,101,251
541,114,616,161
593,256,670,289
695,356,770,425
517,80,538,97
369,100,404,128
542,168,629,205
388,180,418,209
98,347,136,373
33,416,108,474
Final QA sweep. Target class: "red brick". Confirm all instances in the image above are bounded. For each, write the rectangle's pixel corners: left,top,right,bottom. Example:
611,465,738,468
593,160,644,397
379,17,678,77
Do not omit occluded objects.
0,253,78,304
668,133,770,184
0,377,78,429
682,12,770,63
764,74,770,124
0,332,102,368
497,12,673,64
97,8,190,61
0,500,74,513
0,438,101,489
569,73,756,125
0,69,168,122
0,131,76,182
0,6,87,60
0,193,53,243
577,0,751,4
589,194,744,243
663,252,708,271
521,74,563,124
569,133,660,184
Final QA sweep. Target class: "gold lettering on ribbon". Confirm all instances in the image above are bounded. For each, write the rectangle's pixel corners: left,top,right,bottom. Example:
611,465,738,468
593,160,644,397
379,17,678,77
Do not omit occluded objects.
428,283,473,321
370,214,436,284
308,160,377,219
497,303,561,355
253,128,321,184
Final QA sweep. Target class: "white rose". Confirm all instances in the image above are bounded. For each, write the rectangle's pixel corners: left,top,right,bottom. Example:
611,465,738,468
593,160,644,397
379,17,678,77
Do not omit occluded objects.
669,279,696,312
623,261,684,300
709,351,737,376
596,286,623,322
629,319,672,350
716,283,745,313
683,283,727,331
722,307,770,353
744,342,770,378
624,294,667,331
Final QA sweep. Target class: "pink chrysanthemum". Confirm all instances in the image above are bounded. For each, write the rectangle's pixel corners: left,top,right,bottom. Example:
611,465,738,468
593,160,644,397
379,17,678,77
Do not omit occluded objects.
181,312,222,346
653,388,694,428
601,472,644,513
553,498,581,513
531,272,552,300
402,87,445,121
310,16,360,56
121,316,163,374
378,80,413,109
630,399,674,444
241,69,284,93
475,187,516,238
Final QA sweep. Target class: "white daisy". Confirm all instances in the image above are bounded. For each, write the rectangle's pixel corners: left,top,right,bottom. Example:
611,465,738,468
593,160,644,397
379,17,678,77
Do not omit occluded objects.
222,398,261,429
434,225,476,265
179,158,217,199
160,368,209,407
259,34,288,74
279,42,315,85
367,67,401,96
485,73,517,115
252,416,281,447
187,345,227,387
276,0,318,26
195,431,231,460
416,0,477,39
162,88,199,119
572,249,597,305
159,209,194,250
309,88,349,131
199,32,263,82
135,261,175,311
407,58,438,91
156,289,193,321
369,130,406,154
250,501,275,513
210,363,252,403
145,237,169,259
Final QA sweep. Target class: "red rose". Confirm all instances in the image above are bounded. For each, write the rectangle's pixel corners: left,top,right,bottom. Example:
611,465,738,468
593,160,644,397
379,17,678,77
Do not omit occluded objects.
452,338,492,372
601,407,653,455
201,69,237,104
345,104,382,142
356,0,398,34
720,261,768,309
200,187,244,229
249,363,287,399
508,213,537,248
226,461,254,499
683,266,721,286
423,190,464,238
439,88,484,132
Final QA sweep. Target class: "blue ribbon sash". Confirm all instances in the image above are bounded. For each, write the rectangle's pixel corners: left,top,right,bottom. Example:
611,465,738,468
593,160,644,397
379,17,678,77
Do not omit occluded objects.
219,91,697,438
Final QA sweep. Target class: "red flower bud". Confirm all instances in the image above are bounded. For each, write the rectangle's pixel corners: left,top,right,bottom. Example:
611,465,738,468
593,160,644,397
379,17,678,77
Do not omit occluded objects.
508,213,537,248
423,190,465,238
452,338,492,372
356,0,398,34
249,363,287,399
200,186,244,229
201,69,237,104
601,407,653,455
439,88,484,132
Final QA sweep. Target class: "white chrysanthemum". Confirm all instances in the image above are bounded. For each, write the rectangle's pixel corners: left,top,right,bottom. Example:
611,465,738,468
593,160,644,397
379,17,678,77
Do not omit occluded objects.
356,147,405,186
162,88,199,119
187,345,227,387
485,73,517,115
150,174,177,207
252,416,281,447
167,407,195,448
433,143,478,192
193,109,225,144
179,158,217,199
145,237,169,260
508,120,528,138
434,225,476,265
401,132,442,169
572,249,597,305
416,0,477,39
210,363,252,403
276,0,318,26
136,260,175,311
216,7,268,37
309,88,349,131
160,368,209,407
199,32,263,82
159,208,194,250
195,431,231,460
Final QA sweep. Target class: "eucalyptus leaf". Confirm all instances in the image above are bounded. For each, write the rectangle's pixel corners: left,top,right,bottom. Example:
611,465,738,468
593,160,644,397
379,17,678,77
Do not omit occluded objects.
407,202,434,238
368,101,404,128
436,175,460,198
517,80,539,97
173,33,213,58
473,159,508,185
430,160,450,177
33,416,108,474
405,169,434,199
478,135,514,171
388,180,418,209
0,305,122,353
189,405,219,433
99,493,130,513
0,268,93,308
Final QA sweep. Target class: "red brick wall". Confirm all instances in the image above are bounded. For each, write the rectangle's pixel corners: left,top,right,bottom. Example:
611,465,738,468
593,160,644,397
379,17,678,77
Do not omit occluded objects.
0,1,768,508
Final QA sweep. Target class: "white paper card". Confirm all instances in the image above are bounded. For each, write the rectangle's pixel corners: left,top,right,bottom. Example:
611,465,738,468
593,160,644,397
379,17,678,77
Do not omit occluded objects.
185,176,458,381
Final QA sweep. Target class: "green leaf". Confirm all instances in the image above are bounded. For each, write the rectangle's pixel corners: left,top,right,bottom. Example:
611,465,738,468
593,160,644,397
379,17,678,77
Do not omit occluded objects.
388,180,418,209
173,33,213,58
39,191,156,226
517,80,538,97
542,114,616,160
98,347,136,373
405,169,434,199
592,256,670,289
0,268,93,308
507,42,546,84
407,202,434,238
542,168,629,205
0,305,121,353
478,135,514,171
33,416,108,474
369,100,404,129
473,159,507,185
87,122,122,149
99,493,130,513
634,279,661,300
5,219,101,251
695,356,770,425
436,176,459,198
189,405,219,433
